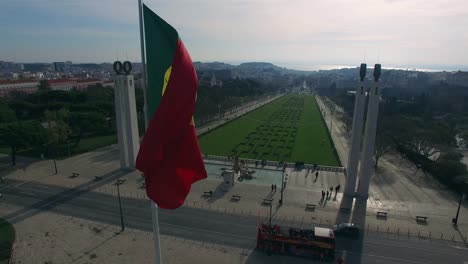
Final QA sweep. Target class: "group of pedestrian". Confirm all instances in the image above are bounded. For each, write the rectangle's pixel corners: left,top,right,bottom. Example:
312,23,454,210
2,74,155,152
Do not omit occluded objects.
321,184,341,201
271,184,278,192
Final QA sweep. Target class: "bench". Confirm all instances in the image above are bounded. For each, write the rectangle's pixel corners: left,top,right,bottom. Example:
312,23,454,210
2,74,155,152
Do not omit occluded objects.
376,211,388,218
263,198,273,205
305,204,316,210
416,216,428,223
231,194,241,201
203,191,213,197
94,176,102,181
71,172,80,178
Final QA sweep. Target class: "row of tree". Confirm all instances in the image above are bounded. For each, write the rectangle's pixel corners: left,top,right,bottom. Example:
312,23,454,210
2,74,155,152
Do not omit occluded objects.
1,77,280,165
0,84,117,165
194,78,280,125
319,82,468,193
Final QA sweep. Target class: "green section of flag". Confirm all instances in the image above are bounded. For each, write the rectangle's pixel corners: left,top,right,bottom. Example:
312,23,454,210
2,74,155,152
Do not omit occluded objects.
143,4,179,116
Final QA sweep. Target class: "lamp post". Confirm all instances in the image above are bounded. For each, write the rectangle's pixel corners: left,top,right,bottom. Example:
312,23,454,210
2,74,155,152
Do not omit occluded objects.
279,165,286,205
453,192,466,226
116,179,126,232
268,202,272,226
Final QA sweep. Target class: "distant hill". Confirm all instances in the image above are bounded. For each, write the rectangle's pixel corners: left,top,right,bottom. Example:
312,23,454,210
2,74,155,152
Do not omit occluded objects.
193,62,235,71
194,61,312,75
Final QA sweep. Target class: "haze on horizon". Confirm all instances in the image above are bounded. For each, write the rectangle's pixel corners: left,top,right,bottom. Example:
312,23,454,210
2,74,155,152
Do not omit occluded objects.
1,0,468,71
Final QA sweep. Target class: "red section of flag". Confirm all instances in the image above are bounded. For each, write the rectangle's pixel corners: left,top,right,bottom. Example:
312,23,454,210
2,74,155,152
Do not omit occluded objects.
136,39,207,210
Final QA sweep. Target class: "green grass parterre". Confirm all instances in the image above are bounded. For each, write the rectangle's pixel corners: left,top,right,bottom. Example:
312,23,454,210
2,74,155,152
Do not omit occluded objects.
198,95,339,166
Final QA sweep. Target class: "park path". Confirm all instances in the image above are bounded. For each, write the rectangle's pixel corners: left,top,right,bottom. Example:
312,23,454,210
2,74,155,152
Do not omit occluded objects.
195,94,282,135
315,96,350,166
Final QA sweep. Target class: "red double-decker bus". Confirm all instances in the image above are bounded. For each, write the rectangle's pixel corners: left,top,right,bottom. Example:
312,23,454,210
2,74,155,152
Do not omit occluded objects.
256,221,336,261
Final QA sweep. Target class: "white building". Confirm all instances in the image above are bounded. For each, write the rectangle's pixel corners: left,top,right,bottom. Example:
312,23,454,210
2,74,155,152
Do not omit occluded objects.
0,79,39,97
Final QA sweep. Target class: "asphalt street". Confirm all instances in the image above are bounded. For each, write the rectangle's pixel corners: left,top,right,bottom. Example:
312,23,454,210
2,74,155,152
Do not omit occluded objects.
2,179,468,263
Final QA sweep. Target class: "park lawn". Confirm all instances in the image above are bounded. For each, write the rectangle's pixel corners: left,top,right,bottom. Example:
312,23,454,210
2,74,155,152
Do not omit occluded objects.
292,96,338,166
198,95,339,166
0,219,15,264
68,134,117,156
198,98,280,156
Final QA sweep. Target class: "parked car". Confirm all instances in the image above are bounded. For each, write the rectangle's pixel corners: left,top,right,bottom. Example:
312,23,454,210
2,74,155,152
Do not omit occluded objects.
333,223,360,237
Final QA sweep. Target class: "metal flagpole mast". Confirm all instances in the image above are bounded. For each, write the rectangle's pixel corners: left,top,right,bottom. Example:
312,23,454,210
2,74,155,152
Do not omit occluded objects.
138,0,149,130
138,1,162,263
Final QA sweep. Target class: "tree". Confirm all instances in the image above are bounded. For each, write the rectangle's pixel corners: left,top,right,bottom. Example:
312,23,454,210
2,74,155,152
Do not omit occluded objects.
0,102,16,123
38,80,50,91
374,132,394,168
391,116,453,160
69,111,107,146
373,115,396,168
0,121,45,166
43,109,72,159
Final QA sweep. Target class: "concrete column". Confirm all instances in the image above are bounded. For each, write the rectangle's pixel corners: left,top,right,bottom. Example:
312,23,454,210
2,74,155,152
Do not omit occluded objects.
357,64,381,198
344,64,367,197
122,75,140,168
114,76,129,168
114,75,140,169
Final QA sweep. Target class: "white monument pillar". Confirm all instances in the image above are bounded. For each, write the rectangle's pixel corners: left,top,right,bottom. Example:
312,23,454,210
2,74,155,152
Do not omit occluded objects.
344,63,367,197
357,64,381,198
113,61,140,169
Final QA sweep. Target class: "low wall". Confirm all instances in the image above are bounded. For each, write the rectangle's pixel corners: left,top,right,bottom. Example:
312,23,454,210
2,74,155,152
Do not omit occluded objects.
203,154,345,173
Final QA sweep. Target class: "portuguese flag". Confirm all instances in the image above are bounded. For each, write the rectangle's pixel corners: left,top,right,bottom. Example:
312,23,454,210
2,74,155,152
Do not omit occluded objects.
136,4,207,210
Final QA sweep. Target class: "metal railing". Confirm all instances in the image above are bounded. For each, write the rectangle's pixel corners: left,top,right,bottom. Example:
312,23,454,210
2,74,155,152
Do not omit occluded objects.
203,154,345,173
183,198,468,245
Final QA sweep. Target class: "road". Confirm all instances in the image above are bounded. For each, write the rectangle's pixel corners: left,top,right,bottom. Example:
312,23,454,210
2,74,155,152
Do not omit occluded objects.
2,179,468,263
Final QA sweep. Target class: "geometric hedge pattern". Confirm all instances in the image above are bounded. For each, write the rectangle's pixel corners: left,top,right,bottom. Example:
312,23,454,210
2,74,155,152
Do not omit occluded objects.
231,96,304,161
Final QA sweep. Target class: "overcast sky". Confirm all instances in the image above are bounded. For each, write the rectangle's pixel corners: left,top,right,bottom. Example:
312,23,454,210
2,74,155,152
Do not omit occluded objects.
1,0,468,70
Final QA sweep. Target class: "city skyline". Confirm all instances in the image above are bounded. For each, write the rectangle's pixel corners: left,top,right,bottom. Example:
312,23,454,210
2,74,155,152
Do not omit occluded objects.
1,0,468,71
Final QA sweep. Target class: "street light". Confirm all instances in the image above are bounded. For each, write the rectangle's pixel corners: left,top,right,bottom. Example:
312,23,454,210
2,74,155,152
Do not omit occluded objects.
279,164,286,205
453,182,467,226
115,179,126,232
268,202,272,226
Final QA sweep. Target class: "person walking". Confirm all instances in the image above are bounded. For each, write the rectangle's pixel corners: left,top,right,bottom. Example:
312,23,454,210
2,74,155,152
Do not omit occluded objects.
330,186,333,193
335,185,341,195
321,190,325,200
326,190,329,198
271,184,274,192
315,171,319,180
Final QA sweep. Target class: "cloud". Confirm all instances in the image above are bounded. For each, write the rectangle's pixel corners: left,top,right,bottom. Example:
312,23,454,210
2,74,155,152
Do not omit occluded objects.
1,0,468,67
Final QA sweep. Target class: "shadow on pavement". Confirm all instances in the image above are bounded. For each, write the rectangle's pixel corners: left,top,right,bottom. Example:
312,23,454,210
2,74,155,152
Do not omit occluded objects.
335,195,354,225
0,155,40,178
205,182,229,203
334,195,367,264
89,147,120,164
371,166,397,186
2,168,128,224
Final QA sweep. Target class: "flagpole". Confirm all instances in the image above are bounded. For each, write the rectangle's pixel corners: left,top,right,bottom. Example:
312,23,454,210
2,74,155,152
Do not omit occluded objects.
138,0,149,130
138,1,162,264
